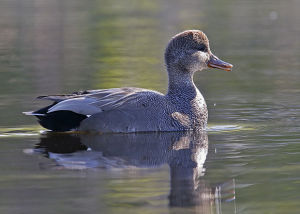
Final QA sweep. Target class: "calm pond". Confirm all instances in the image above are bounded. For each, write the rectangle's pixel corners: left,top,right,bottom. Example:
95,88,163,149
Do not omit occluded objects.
0,0,299,213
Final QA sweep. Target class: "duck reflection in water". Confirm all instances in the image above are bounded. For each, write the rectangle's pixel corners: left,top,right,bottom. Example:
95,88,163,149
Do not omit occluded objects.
32,131,235,211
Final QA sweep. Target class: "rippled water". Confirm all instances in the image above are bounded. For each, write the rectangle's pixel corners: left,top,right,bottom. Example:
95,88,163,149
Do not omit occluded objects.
0,0,300,213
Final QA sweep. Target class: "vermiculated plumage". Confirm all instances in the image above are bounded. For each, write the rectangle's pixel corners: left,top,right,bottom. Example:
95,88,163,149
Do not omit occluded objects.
24,30,232,133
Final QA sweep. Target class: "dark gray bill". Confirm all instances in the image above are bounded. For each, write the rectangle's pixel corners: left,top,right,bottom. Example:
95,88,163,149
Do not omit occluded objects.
207,54,233,71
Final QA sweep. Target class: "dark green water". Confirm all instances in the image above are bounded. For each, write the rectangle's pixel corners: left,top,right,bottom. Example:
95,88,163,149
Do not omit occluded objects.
0,0,300,213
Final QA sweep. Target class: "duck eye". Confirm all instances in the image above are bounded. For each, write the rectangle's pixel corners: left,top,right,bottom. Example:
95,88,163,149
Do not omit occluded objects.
197,44,208,52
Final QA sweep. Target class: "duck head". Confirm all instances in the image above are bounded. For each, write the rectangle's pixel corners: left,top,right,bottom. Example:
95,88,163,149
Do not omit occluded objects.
165,30,233,73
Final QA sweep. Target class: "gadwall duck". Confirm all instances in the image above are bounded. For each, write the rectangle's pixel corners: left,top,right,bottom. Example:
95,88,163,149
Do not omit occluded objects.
24,30,232,133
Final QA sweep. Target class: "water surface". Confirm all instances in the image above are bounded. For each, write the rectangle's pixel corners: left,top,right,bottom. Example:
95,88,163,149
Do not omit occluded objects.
0,0,300,213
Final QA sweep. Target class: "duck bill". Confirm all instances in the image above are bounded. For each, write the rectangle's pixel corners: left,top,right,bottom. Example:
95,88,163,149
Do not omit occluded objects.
207,54,233,71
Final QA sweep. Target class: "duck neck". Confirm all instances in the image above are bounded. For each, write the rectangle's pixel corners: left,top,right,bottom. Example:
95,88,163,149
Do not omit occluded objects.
166,66,198,98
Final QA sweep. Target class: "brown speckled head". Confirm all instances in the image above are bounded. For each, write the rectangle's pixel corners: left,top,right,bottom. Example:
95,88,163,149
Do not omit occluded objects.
165,30,232,72
167,30,210,53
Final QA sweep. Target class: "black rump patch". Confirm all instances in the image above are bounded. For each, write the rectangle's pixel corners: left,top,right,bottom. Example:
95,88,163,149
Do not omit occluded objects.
33,102,57,115
34,104,88,131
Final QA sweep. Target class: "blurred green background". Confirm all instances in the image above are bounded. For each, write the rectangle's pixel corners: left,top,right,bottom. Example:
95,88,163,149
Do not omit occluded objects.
1,0,299,127
0,0,300,214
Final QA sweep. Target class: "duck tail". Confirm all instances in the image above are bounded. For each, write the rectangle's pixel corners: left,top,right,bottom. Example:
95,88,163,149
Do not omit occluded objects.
23,102,87,132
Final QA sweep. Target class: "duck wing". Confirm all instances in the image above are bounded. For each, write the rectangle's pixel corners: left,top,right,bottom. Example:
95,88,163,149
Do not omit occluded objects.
25,87,162,131
45,87,155,115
